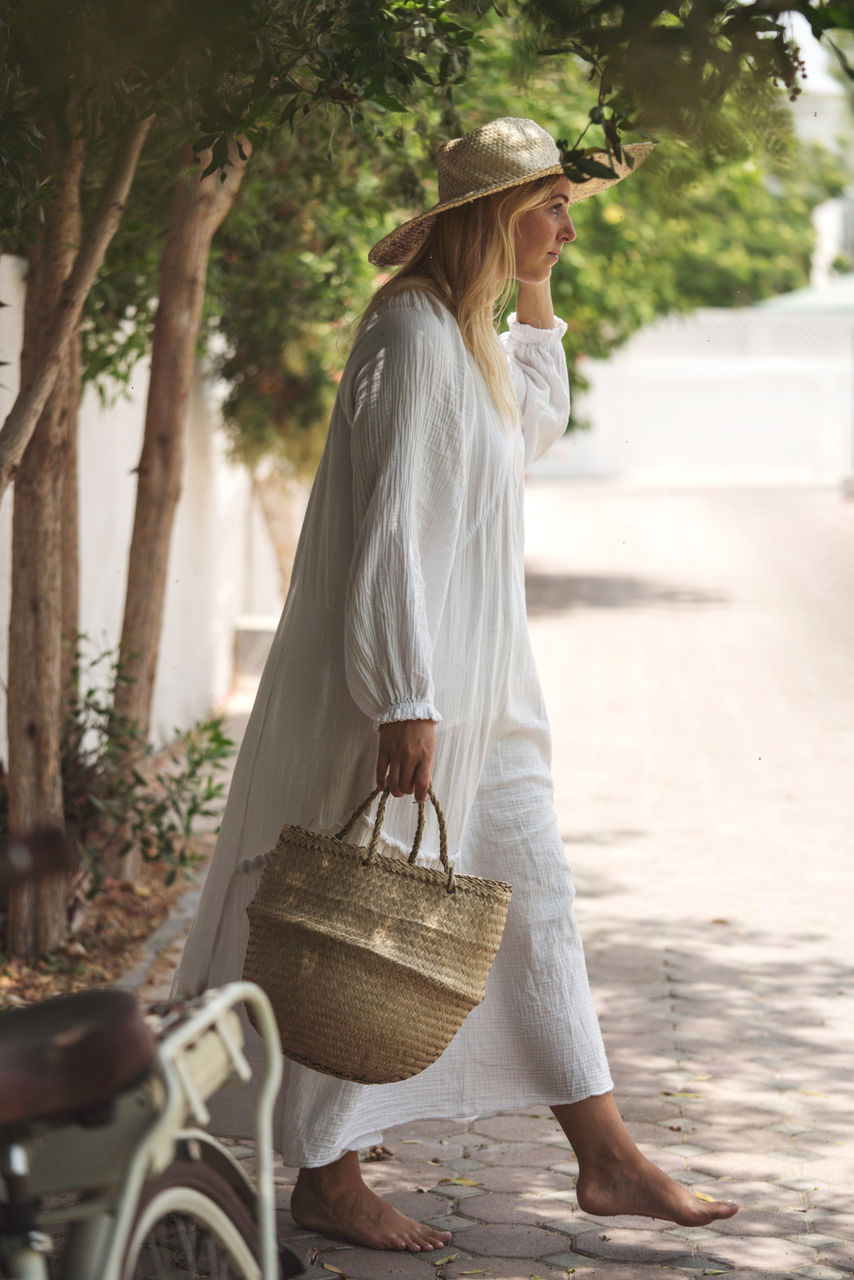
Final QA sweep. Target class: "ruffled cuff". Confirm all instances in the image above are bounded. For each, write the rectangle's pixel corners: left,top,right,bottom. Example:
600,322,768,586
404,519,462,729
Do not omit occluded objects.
377,699,442,725
505,312,568,344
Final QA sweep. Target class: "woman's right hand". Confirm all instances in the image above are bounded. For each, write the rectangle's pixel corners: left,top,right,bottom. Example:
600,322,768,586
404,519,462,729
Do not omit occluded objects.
376,719,436,804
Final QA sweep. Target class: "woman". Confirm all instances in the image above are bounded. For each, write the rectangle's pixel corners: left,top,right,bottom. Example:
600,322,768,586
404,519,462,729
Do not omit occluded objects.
174,118,738,1251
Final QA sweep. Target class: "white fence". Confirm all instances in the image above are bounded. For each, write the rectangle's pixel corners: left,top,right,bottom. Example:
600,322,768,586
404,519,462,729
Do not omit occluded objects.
0,255,283,760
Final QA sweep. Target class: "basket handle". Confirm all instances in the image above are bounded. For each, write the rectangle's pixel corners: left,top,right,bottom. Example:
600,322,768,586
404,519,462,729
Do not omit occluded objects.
336,786,456,894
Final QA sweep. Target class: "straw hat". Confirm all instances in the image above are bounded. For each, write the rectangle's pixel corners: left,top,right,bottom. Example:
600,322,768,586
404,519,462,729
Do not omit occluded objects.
369,117,654,268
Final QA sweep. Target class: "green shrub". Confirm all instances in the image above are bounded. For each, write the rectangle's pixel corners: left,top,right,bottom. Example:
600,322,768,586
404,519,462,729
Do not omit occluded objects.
58,641,234,889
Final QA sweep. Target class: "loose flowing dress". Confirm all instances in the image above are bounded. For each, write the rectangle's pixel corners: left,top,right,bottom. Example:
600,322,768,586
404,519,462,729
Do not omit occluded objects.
173,289,613,1168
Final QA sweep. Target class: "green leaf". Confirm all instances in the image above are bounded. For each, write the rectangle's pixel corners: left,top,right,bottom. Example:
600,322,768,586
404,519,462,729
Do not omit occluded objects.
574,155,621,181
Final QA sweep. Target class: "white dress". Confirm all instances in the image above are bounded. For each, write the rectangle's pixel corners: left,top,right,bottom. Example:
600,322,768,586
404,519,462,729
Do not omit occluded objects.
173,289,613,1168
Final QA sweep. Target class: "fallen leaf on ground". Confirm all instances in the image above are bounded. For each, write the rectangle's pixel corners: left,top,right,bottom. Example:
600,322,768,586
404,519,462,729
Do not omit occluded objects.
693,1192,715,1202
309,1246,351,1264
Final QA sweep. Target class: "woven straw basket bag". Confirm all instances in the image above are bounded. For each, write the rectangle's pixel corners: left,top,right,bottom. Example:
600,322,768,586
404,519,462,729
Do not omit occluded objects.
243,786,512,1085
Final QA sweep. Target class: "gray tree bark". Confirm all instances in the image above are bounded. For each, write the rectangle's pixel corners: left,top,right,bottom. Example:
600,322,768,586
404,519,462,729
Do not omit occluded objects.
0,115,152,502
6,126,85,955
115,140,251,740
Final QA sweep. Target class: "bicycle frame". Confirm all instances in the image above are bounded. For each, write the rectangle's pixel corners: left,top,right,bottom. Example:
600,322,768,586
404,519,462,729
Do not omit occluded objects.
1,982,283,1280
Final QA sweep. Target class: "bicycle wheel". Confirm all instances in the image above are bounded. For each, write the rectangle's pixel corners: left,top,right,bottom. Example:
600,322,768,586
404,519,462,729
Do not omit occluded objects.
121,1158,261,1279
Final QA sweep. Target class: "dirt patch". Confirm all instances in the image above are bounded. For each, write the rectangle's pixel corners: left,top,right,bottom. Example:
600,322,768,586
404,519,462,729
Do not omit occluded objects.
0,838,212,1010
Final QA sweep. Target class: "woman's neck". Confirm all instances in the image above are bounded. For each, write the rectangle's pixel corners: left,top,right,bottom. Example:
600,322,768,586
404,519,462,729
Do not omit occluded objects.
514,279,556,329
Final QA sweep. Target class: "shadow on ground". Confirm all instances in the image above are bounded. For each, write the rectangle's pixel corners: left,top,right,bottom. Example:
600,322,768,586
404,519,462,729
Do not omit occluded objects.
525,569,729,617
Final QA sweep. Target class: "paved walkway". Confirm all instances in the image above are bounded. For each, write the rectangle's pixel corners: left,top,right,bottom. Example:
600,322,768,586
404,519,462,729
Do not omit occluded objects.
148,481,854,1280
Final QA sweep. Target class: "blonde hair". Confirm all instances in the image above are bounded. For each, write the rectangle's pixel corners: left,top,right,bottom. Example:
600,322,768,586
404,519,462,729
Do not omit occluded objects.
364,175,559,427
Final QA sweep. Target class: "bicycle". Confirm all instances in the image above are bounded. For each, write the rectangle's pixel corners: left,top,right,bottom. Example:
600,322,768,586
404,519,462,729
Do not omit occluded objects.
0,831,304,1279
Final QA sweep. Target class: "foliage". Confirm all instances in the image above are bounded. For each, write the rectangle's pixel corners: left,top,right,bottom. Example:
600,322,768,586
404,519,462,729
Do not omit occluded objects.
458,17,848,402
57,642,234,890
191,10,847,462
65,0,482,426
8,2,853,464
1,0,484,307
519,0,854,162
202,110,441,471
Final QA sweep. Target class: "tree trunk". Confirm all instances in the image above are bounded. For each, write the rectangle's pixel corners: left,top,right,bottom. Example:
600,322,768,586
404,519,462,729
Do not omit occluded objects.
6,125,85,956
115,141,251,741
0,115,152,503
253,467,311,600
60,333,81,696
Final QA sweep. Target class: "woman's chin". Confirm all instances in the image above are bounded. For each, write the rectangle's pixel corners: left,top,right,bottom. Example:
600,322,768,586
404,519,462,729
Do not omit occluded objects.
514,270,553,286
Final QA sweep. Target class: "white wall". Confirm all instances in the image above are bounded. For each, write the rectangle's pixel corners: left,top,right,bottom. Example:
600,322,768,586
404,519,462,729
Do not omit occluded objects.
536,307,854,484
0,254,283,758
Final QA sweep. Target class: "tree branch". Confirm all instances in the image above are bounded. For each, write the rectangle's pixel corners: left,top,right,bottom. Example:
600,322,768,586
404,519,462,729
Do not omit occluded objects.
0,113,154,501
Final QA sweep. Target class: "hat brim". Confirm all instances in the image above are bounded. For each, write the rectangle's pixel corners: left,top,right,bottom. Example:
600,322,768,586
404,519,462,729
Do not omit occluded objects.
369,141,655,268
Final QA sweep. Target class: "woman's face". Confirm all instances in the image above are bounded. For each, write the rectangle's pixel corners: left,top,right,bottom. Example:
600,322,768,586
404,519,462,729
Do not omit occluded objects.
513,177,576,284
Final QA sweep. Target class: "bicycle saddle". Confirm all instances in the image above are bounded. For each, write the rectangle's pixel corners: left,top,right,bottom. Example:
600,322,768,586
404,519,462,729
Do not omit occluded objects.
0,987,157,1127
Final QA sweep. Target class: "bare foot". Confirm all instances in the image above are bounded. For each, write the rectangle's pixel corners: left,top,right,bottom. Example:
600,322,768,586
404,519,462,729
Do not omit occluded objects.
576,1150,739,1227
291,1154,453,1252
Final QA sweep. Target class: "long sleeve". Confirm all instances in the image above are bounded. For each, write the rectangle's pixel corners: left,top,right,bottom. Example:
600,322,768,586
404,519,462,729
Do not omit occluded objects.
500,313,570,467
343,295,468,724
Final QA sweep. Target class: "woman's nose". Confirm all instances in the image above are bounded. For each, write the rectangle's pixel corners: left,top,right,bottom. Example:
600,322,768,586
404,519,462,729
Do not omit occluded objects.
561,214,577,243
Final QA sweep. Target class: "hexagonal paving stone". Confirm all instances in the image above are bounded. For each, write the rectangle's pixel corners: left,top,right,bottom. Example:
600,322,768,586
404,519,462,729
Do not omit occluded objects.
690,1151,811,1181
706,1208,813,1238
788,1233,850,1251
668,1226,727,1244
372,1190,454,1221
446,1256,590,1279
313,1247,475,1280
704,1234,822,1271
429,1183,488,1202
573,1227,689,1263
666,1256,732,1272
468,1114,570,1145
392,1141,467,1164
805,1239,854,1271
449,1193,552,1226
778,1177,832,1193
571,1211,688,1234
541,1250,607,1273
805,1210,854,1238
710,1273,804,1280
368,1161,461,1193
697,1178,805,1210
471,1165,575,1195
423,1212,479,1233
449,1224,569,1258
790,1268,852,1280
659,1143,711,1160
469,1142,571,1167
387,1120,473,1141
